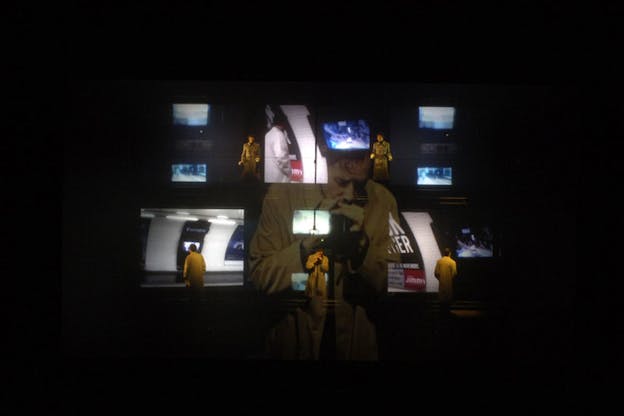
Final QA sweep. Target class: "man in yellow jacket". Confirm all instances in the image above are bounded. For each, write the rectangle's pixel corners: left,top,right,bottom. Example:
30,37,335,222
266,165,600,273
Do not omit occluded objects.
183,244,206,289
183,243,207,338
370,133,392,182
434,247,458,316
305,249,329,298
238,134,261,181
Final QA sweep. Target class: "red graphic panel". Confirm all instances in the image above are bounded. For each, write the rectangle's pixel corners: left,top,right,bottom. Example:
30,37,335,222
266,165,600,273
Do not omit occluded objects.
290,160,303,182
403,268,426,291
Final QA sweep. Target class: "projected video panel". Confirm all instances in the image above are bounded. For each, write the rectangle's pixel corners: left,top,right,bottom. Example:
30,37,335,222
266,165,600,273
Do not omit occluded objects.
163,102,468,186
173,103,209,126
171,103,211,141
139,208,245,287
388,210,499,298
455,225,494,258
419,106,455,129
257,104,327,184
322,119,371,150
171,163,207,182
417,167,452,185
169,103,246,183
292,209,331,235
386,105,462,185
388,211,433,293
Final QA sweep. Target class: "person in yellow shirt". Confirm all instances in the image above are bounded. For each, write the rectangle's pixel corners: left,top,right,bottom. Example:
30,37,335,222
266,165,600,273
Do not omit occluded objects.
238,134,261,181
304,248,330,354
183,243,207,338
370,133,392,182
183,243,206,289
434,247,458,317
305,249,329,298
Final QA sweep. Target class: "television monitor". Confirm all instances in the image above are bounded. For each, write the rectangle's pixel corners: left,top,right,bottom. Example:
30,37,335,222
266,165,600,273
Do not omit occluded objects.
169,103,248,182
455,225,494,258
171,103,213,141
171,163,207,182
173,103,209,126
322,120,370,150
183,241,201,251
417,167,452,185
292,209,331,235
418,106,455,129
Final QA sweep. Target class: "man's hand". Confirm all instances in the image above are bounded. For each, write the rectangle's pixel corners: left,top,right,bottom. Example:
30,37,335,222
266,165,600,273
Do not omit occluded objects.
238,161,243,166
331,201,365,232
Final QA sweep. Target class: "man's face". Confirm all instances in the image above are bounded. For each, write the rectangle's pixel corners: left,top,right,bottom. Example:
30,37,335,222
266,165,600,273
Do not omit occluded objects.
325,158,368,202
377,135,383,142
248,136,254,143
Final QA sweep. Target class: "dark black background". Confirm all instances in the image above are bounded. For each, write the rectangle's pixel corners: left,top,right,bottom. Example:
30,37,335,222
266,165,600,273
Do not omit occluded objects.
15,0,617,411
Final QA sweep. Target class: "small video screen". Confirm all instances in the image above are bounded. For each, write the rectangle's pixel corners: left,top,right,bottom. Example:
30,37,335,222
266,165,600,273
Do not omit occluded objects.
171,164,207,182
322,120,370,150
418,106,455,129
455,225,494,258
182,241,202,251
416,167,452,185
172,103,209,126
292,209,331,235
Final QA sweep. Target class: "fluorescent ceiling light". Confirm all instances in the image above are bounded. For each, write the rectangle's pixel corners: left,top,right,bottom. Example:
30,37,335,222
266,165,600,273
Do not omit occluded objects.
208,218,235,225
166,215,199,221
140,213,155,218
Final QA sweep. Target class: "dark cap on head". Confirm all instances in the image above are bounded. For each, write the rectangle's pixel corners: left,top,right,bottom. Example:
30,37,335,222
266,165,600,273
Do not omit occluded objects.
273,113,288,126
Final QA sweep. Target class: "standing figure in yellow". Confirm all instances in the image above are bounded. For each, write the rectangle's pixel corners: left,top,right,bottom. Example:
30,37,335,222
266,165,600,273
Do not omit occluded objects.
305,249,329,298
434,247,458,317
238,134,261,181
304,248,329,357
370,133,393,182
183,243,207,309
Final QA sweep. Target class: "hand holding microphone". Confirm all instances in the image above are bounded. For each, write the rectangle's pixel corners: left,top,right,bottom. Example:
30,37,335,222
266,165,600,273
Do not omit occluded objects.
315,252,323,264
